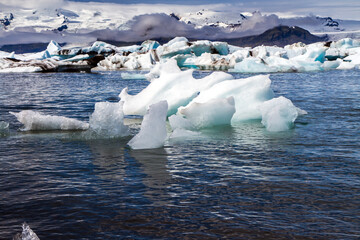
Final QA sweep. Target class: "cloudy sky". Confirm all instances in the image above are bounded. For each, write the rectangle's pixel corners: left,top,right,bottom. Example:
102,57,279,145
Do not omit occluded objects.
71,0,360,20
0,0,359,20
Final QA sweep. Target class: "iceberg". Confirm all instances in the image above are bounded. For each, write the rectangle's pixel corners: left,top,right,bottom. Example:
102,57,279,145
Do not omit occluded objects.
145,59,181,81
259,96,306,132
176,97,236,129
330,38,360,49
89,101,129,138
47,40,62,56
168,114,196,131
10,110,89,131
119,59,233,116
186,75,274,122
128,101,168,150
231,57,276,73
1,37,360,73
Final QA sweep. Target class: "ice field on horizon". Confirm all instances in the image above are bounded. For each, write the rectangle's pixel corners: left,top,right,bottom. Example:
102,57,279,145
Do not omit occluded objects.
0,37,360,73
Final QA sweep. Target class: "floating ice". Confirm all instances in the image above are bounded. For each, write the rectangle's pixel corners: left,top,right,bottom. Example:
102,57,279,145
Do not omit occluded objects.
176,97,236,129
140,40,160,52
89,101,129,138
322,60,341,70
128,101,168,150
145,59,181,81
330,38,360,49
120,59,233,116
0,121,9,136
337,60,356,70
169,128,200,140
1,37,360,73
120,72,147,80
168,114,195,130
0,66,43,73
0,121,9,130
259,96,306,132
186,74,274,122
231,57,276,73
10,110,89,131
47,40,62,55
13,223,40,240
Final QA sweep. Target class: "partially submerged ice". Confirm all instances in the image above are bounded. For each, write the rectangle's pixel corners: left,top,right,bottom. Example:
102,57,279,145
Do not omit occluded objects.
259,96,307,132
10,110,89,131
185,75,275,122
119,62,305,133
128,101,168,150
0,121,9,131
119,59,233,116
89,101,129,138
173,97,236,129
13,223,40,240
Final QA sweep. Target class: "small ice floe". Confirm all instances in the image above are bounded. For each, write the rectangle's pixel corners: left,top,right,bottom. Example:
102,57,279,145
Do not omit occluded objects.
0,121,10,136
88,101,129,138
120,72,147,80
10,110,89,131
128,101,168,150
0,121,9,130
13,223,40,240
259,96,307,132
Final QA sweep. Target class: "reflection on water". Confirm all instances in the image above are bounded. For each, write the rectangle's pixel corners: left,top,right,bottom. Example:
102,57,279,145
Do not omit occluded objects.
88,139,127,181
130,148,171,206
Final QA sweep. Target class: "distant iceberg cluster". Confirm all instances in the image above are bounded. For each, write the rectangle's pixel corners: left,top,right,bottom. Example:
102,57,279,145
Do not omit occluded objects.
1,37,360,73
10,60,307,149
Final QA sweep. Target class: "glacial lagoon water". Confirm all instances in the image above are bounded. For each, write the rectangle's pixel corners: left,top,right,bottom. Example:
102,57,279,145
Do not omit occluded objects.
0,70,359,239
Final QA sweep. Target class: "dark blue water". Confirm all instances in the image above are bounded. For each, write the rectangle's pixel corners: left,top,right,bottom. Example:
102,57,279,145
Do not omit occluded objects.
0,70,359,239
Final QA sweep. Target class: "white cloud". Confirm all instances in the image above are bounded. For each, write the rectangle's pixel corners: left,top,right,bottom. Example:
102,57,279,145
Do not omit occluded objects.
0,0,66,9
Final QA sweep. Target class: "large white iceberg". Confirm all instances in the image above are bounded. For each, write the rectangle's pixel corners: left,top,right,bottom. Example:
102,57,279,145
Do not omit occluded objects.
119,59,233,116
174,96,236,129
185,74,274,122
128,101,168,150
10,110,89,131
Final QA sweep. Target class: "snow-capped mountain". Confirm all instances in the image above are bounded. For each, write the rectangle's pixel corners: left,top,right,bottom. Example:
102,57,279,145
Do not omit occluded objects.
1,2,360,46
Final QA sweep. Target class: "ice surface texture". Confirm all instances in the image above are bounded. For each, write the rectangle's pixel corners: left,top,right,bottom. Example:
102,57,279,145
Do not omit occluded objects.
89,101,129,138
10,110,89,131
120,59,233,116
13,223,40,240
260,96,307,132
128,101,168,150
1,37,360,72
